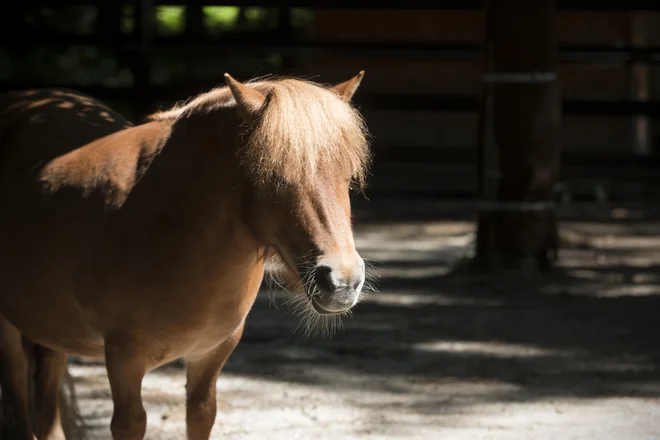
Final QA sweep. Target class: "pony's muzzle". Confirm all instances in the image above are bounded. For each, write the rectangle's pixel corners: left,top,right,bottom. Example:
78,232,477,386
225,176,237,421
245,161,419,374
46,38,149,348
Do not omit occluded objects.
311,257,365,314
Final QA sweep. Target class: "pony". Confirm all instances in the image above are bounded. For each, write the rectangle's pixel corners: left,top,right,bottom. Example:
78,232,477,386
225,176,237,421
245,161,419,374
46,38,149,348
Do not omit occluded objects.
0,71,371,439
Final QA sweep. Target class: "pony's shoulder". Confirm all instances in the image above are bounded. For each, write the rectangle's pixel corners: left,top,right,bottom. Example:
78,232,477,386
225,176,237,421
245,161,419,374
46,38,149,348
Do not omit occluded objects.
38,121,171,210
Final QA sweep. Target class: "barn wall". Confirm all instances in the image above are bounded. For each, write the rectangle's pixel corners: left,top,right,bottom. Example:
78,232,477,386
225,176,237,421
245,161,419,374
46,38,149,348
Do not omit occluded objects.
305,10,660,154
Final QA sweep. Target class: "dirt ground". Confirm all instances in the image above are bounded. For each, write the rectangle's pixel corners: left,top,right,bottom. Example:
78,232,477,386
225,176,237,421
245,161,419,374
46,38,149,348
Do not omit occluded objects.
62,199,660,439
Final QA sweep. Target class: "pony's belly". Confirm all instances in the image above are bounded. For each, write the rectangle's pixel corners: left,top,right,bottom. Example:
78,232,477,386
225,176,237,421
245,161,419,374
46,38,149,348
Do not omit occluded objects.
26,331,105,358
110,290,260,362
0,292,106,357
0,285,254,361
0,292,253,362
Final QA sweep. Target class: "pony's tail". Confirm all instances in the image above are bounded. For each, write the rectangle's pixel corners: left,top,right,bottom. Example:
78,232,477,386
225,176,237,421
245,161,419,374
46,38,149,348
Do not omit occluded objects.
59,366,84,440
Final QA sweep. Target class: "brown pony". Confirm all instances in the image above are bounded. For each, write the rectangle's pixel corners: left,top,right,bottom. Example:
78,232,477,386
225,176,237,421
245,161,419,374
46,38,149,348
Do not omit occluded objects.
0,72,372,439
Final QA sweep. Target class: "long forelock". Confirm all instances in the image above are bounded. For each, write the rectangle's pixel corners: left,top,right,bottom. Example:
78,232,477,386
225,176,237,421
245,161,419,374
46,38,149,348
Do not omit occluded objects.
146,77,371,188
240,79,371,189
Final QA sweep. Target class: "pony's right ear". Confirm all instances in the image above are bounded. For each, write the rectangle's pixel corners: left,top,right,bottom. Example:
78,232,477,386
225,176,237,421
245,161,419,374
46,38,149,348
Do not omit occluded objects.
331,70,365,103
224,73,267,117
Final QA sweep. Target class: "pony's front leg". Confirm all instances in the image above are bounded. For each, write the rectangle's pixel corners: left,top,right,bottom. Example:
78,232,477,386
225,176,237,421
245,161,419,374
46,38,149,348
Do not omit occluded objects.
104,338,151,440
0,314,34,440
33,344,68,440
184,323,245,440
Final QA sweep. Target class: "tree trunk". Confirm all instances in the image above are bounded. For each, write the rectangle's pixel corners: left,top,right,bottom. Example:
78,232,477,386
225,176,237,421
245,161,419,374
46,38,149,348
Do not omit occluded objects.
475,0,561,274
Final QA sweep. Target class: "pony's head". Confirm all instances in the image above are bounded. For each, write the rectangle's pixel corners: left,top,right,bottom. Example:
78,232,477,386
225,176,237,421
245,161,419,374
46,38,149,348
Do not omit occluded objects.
224,72,372,334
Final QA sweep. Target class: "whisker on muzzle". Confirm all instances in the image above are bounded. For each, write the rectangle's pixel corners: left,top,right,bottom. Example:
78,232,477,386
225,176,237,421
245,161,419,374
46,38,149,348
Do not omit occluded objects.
264,259,375,340
360,258,380,298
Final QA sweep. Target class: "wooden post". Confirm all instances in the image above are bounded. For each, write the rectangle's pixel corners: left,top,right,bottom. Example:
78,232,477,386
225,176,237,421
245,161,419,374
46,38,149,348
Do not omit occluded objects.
630,12,651,156
185,4,205,39
97,2,122,39
474,0,561,274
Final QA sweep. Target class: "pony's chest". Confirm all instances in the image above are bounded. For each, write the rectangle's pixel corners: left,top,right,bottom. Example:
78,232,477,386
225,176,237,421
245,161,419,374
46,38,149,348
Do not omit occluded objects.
123,269,264,359
143,296,256,361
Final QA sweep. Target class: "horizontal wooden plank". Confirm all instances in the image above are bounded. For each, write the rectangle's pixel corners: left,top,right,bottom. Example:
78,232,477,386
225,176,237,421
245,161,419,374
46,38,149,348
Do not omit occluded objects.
364,158,660,199
4,34,660,64
370,147,660,171
312,11,647,45
360,110,645,152
358,94,660,116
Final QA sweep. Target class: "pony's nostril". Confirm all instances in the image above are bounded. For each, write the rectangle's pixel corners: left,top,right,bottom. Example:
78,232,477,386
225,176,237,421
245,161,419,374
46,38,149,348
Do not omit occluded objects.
314,262,364,295
314,265,337,292
311,262,363,313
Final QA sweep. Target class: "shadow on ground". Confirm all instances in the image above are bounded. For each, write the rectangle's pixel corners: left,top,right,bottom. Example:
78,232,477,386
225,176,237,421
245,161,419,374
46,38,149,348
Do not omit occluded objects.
222,198,660,410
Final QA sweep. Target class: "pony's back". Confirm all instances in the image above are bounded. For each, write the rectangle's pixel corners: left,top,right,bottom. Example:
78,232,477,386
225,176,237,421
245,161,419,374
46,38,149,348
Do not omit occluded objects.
0,89,133,186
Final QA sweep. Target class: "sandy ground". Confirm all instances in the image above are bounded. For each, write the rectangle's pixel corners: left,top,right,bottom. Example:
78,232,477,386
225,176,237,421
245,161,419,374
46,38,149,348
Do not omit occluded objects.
55,200,660,438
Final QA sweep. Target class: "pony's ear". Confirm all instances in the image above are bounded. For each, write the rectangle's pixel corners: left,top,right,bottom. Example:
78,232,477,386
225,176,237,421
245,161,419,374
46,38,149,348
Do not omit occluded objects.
224,73,267,117
331,70,365,103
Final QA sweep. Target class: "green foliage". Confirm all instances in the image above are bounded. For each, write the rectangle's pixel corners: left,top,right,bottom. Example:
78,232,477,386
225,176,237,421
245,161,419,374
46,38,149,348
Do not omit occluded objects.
243,7,276,30
204,6,240,32
3,5,315,107
4,46,133,87
291,8,314,30
21,6,97,35
121,5,135,34
156,6,185,35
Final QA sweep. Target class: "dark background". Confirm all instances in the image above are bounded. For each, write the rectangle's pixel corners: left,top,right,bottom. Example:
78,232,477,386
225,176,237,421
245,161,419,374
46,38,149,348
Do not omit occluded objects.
4,1,660,202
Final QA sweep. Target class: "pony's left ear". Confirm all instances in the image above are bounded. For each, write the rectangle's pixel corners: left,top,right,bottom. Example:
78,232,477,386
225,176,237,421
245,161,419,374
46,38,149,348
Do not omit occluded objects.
331,70,365,103
224,73,267,117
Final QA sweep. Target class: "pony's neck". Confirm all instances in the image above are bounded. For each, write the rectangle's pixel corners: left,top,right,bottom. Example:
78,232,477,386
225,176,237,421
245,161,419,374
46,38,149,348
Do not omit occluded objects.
149,110,239,194
135,111,262,256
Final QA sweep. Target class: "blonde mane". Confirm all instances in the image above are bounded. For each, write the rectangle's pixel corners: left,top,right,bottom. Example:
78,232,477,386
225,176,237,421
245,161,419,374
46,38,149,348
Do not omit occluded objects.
148,77,371,189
